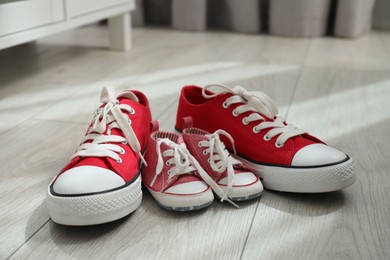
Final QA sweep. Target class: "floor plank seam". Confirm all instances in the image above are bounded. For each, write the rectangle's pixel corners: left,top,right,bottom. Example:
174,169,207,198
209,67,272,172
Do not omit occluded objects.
284,39,312,120
239,199,261,260
6,219,51,260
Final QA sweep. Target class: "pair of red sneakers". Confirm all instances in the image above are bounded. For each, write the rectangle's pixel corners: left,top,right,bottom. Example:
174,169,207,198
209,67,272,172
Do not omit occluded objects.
46,84,356,225
141,119,263,211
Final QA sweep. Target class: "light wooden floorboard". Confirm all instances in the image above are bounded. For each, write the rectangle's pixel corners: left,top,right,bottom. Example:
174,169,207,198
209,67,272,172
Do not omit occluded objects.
304,32,390,69
241,33,390,259
0,120,86,259
1,25,389,259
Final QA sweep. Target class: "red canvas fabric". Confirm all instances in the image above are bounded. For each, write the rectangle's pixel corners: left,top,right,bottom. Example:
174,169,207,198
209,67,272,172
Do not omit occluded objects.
57,90,152,183
142,132,205,193
176,85,324,166
182,128,258,187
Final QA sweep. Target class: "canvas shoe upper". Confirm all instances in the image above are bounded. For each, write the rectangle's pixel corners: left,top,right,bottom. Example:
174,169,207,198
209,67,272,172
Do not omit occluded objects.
182,121,263,202
142,127,214,211
176,84,356,193
46,86,152,225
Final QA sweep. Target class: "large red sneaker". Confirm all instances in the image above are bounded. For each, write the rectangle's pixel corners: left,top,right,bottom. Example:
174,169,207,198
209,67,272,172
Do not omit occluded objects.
46,86,152,225
176,84,356,193
182,121,263,203
142,126,214,211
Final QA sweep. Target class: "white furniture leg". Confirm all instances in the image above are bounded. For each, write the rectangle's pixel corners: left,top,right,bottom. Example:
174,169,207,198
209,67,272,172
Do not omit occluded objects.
108,12,131,51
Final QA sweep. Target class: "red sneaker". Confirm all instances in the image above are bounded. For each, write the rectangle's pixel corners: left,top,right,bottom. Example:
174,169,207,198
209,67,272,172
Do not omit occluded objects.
176,84,356,193
46,86,152,225
142,125,214,211
182,119,263,202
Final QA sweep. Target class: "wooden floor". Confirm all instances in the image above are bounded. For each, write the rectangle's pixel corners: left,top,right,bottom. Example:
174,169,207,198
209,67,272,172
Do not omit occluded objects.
1,25,389,260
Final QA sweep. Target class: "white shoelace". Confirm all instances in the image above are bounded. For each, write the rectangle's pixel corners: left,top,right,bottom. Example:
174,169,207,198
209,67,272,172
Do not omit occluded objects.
152,138,239,208
151,139,196,187
71,86,147,165
202,84,307,147
198,130,241,202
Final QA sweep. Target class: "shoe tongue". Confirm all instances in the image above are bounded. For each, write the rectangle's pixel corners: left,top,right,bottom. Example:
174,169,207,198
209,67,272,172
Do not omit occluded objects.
72,91,142,172
176,135,185,145
117,91,139,102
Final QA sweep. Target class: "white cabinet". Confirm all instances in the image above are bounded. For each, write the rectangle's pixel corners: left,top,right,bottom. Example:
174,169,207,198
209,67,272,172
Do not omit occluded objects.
0,0,55,36
66,0,129,18
0,0,134,51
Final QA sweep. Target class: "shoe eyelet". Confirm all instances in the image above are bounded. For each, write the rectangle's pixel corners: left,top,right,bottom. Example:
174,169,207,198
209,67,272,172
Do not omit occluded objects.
232,110,239,117
120,148,125,154
130,109,135,115
242,117,249,125
163,151,169,156
116,158,123,164
166,161,171,166
198,142,203,147
203,150,208,155
207,158,211,163
263,135,271,141
127,118,132,124
222,102,228,108
122,140,128,145
275,142,284,148
253,126,260,134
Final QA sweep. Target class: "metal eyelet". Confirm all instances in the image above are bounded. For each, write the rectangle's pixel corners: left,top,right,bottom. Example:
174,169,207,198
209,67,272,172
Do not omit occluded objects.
130,109,135,115
163,151,169,156
203,150,208,155
242,117,249,125
207,158,211,163
253,126,260,133
232,110,239,117
122,140,128,145
222,102,228,108
120,148,125,154
263,135,271,141
198,142,203,147
166,161,170,166
116,158,123,164
275,142,284,148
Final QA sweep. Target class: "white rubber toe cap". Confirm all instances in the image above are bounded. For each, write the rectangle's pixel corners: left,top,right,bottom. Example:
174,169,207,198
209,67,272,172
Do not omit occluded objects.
52,166,126,195
165,181,208,195
218,171,257,186
292,143,347,167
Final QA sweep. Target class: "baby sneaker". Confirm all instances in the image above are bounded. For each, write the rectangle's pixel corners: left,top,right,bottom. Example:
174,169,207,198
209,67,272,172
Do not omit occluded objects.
142,124,214,211
46,86,152,225
182,119,263,203
176,84,356,193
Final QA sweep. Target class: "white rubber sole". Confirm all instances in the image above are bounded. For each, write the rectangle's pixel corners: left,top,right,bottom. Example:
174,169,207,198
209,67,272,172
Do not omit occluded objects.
236,156,356,193
219,179,264,201
147,187,214,211
46,176,142,226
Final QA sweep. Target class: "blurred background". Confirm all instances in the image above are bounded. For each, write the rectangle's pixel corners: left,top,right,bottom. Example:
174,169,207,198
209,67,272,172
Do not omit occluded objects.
131,0,389,38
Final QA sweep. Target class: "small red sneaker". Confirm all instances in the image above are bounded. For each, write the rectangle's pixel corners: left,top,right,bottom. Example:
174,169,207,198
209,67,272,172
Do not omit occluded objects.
46,86,152,225
176,84,356,193
182,119,263,202
142,127,214,211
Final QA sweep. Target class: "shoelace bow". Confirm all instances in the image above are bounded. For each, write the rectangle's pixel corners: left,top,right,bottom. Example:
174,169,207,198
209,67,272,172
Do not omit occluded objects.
71,86,147,166
202,84,307,147
152,138,239,208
